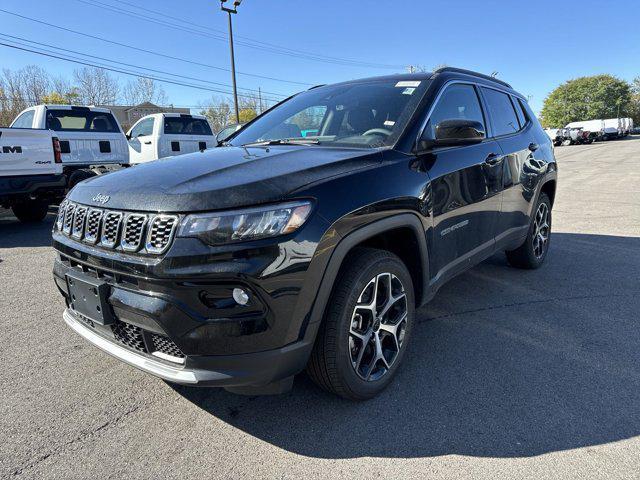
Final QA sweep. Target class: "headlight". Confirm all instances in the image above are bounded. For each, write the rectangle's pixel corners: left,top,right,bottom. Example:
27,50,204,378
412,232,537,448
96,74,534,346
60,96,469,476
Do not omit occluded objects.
178,201,313,245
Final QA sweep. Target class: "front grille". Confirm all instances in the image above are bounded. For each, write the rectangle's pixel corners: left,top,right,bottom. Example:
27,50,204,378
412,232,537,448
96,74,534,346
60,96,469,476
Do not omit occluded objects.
100,211,123,248
146,215,179,254
71,206,88,239
62,203,76,234
56,202,178,255
111,319,146,353
84,209,103,244
150,333,185,360
121,214,148,252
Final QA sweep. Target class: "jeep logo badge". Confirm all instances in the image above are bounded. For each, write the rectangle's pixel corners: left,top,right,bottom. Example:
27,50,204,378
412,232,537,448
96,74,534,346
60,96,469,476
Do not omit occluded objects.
92,193,111,205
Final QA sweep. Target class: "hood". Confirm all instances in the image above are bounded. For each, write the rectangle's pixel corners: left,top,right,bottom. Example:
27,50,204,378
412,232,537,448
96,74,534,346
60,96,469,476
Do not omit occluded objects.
68,145,382,212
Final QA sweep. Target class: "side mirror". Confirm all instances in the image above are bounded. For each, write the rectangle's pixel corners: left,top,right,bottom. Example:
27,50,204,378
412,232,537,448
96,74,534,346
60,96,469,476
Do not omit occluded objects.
419,119,485,150
125,133,131,140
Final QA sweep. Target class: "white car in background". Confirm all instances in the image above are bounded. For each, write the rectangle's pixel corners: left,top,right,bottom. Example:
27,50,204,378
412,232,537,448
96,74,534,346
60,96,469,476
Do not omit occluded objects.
126,113,215,164
10,105,130,186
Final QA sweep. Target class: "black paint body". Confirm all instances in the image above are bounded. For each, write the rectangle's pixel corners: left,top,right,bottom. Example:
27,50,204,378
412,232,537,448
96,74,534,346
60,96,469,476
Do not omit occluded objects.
52,70,557,387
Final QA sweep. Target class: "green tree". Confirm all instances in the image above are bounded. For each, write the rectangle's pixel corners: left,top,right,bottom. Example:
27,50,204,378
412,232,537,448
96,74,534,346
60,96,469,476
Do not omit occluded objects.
629,76,640,127
540,75,632,128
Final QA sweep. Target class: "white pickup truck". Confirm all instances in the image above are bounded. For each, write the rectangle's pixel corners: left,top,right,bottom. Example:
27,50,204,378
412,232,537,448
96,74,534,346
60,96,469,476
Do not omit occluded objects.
0,128,66,222
126,113,215,164
11,105,129,186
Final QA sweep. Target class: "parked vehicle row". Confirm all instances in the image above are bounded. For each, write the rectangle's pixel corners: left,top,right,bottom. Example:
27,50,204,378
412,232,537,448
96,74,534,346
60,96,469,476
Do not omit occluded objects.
546,117,635,146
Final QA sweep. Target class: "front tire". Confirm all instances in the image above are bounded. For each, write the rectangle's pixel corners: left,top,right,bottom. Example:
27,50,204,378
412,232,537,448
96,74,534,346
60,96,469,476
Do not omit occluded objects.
506,192,552,269
307,248,415,400
11,201,49,223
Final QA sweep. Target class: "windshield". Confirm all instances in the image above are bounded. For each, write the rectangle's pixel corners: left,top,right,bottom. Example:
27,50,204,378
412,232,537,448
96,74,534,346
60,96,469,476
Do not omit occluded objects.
229,78,430,149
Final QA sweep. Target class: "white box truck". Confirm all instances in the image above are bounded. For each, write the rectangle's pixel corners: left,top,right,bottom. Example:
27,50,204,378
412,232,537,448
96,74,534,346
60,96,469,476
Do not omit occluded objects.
565,120,604,142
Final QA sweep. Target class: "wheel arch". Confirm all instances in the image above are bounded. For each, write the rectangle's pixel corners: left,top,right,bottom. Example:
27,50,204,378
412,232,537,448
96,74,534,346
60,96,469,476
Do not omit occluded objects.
305,214,430,335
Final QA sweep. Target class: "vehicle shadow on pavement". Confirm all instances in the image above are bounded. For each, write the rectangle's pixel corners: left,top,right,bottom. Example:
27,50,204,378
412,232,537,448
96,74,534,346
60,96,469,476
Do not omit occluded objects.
0,210,56,249
173,232,640,459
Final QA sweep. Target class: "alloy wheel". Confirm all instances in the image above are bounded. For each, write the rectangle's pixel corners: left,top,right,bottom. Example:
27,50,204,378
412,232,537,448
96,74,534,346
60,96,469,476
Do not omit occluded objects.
532,202,550,258
348,273,408,381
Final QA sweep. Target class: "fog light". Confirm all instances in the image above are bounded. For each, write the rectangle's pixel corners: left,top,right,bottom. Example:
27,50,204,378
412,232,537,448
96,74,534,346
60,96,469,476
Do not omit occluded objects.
232,288,249,306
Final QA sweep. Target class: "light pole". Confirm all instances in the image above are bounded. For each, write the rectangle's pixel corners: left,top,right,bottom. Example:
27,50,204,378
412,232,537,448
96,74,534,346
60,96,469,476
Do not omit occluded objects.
220,0,241,123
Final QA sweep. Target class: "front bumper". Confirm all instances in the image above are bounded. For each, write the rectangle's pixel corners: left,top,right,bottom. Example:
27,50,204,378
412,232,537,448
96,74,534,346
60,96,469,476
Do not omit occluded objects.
63,309,316,386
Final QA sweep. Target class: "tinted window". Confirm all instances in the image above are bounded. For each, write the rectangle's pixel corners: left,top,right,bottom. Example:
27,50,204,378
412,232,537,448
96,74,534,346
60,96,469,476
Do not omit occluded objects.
512,97,529,128
45,110,119,133
425,84,485,138
481,88,520,136
163,117,213,135
130,118,154,137
12,110,35,129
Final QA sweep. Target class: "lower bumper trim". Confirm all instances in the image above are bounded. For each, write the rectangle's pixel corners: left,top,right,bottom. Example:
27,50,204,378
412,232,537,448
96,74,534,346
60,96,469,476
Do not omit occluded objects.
64,309,205,384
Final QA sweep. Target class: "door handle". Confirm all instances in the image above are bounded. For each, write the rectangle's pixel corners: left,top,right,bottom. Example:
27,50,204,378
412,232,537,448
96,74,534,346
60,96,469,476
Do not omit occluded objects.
484,153,501,165
144,141,152,145
528,142,539,152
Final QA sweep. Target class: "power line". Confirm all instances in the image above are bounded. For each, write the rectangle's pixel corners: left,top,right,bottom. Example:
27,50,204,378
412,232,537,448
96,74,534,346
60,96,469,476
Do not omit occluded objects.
0,32,288,101
74,0,405,69
0,8,312,87
0,41,286,101
107,0,405,69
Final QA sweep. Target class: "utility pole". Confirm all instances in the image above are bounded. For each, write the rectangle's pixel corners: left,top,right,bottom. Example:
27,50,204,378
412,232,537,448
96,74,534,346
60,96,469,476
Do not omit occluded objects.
258,87,263,114
220,0,242,123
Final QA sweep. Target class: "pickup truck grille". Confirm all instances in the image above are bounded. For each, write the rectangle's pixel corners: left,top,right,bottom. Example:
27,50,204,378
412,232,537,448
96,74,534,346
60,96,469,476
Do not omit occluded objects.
56,202,178,255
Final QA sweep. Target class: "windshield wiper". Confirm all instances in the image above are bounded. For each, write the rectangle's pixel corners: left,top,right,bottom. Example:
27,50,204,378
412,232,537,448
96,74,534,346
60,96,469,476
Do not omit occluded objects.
241,138,320,147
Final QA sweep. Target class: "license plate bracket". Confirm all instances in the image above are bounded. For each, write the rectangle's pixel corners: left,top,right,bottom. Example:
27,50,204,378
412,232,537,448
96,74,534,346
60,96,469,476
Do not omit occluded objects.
66,271,113,325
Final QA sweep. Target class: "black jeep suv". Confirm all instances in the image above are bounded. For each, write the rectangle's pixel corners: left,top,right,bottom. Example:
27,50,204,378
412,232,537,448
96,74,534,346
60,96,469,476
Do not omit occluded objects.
52,68,557,400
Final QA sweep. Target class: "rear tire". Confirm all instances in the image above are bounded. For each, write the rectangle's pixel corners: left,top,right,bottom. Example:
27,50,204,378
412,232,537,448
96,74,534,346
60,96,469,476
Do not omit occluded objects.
506,192,552,269
307,248,415,400
12,201,49,223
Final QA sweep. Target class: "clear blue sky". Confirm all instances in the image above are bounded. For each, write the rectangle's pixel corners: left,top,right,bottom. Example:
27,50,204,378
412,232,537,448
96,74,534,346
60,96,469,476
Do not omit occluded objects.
1,0,639,115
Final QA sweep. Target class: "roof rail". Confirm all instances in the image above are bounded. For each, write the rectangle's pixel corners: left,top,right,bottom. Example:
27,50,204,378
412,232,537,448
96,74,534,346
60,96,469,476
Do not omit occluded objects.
433,67,512,89
308,84,326,90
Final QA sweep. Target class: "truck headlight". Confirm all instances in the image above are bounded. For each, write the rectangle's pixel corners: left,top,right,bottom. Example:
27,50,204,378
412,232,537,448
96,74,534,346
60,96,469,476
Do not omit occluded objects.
178,201,312,245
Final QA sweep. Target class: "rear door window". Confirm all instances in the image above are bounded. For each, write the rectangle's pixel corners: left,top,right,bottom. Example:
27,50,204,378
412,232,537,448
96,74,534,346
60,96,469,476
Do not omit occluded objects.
11,110,35,129
130,118,155,138
45,110,119,133
481,88,520,137
163,117,213,135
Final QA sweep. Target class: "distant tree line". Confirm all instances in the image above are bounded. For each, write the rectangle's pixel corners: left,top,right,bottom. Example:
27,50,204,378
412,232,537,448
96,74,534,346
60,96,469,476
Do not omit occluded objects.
0,65,174,126
541,74,640,128
0,65,266,132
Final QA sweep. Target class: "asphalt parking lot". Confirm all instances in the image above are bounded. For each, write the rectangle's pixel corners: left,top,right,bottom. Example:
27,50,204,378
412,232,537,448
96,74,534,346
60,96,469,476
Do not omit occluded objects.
1,137,639,479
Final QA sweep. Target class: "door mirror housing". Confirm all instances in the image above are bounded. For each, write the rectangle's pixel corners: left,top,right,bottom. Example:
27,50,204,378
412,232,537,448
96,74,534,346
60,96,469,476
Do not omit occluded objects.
419,119,486,150
125,133,131,141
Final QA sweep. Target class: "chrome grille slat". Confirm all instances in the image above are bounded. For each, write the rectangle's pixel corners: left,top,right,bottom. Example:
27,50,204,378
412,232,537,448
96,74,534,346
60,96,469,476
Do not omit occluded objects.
71,206,88,239
62,203,76,234
83,209,104,244
121,213,148,252
100,211,123,248
56,201,68,231
146,215,178,254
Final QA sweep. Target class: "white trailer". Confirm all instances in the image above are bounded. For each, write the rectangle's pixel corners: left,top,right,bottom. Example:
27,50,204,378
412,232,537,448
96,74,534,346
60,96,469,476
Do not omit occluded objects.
565,120,604,141
602,118,622,139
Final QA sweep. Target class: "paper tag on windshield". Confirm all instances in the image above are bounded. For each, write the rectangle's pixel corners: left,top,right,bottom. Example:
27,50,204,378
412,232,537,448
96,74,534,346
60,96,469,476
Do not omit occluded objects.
384,120,396,127
395,81,421,88
402,87,416,95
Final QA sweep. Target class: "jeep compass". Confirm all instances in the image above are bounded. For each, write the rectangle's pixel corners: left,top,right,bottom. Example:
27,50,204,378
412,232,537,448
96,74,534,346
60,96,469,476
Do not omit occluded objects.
52,67,557,400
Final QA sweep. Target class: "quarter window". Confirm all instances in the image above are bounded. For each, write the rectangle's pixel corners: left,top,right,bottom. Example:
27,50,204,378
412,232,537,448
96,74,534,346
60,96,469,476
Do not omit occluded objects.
425,84,485,139
130,118,154,138
481,88,520,137
11,110,35,129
